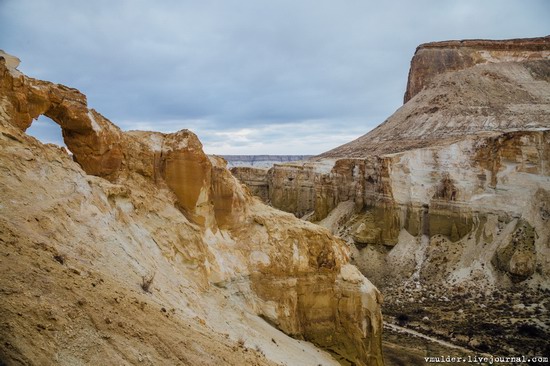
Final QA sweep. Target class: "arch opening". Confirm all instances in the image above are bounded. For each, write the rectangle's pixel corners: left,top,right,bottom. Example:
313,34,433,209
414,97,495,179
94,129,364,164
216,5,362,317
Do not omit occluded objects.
26,115,68,150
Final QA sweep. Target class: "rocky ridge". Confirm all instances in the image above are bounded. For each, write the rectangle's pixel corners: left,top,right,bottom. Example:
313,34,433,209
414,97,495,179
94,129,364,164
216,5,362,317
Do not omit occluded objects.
0,51,383,365
233,37,550,355
223,155,312,169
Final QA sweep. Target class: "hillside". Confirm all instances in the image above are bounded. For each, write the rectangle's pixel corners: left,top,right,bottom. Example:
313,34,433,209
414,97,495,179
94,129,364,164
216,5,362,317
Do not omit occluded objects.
0,51,384,366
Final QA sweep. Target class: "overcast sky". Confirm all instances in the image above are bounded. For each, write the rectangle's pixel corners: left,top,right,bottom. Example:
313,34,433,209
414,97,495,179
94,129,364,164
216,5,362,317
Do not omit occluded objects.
1,0,548,154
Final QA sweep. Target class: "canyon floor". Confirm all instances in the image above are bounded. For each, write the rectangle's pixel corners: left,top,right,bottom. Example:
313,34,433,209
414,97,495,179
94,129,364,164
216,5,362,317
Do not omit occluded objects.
379,284,550,365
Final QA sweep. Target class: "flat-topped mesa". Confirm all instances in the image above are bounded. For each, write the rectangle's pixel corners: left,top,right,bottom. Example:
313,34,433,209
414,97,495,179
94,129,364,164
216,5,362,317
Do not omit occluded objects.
316,36,550,160
404,35,550,103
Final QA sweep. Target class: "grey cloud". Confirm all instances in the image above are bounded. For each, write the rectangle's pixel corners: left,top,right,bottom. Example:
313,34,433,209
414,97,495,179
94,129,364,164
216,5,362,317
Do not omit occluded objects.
2,0,549,154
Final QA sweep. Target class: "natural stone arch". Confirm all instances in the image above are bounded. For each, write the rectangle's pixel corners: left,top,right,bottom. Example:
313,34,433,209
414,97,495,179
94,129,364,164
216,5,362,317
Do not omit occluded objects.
1,52,123,179
40,96,124,179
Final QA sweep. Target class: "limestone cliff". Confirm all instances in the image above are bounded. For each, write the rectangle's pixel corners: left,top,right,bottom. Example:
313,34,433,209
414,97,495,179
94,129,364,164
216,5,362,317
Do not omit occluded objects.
229,166,270,201
234,37,550,354
0,52,383,365
404,36,550,103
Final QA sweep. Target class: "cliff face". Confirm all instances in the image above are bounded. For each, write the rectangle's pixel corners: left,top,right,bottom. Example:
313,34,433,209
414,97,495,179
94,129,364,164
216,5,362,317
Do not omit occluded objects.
0,52,383,366
404,36,550,103
233,37,550,354
229,166,269,201
265,130,549,263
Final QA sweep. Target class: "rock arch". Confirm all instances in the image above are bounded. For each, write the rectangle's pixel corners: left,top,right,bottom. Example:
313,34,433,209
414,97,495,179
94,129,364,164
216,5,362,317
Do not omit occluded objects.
1,51,123,179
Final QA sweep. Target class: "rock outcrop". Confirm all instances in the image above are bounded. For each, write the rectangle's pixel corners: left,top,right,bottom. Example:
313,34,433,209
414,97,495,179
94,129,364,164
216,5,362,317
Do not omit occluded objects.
229,166,270,201
404,36,550,103
234,37,550,354
0,53,124,180
0,51,383,365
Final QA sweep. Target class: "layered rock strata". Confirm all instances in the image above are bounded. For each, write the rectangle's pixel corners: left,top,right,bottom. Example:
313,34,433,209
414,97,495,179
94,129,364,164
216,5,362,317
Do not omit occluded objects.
265,130,549,270
0,52,383,365
233,37,550,354
229,166,269,201
404,36,550,103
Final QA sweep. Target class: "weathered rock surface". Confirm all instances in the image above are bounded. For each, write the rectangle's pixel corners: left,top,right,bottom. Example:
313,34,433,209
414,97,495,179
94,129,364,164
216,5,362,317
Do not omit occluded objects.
237,37,550,355
230,166,269,201
0,51,383,365
0,53,124,180
404,36,550,103
264,130,550,270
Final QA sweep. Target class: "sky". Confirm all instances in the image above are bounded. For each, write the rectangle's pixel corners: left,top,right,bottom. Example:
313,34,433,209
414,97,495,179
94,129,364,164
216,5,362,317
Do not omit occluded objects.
1,0,548,155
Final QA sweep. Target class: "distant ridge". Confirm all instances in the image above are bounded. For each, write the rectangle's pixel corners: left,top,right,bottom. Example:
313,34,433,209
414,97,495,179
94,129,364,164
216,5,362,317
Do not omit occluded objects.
221,155,312,168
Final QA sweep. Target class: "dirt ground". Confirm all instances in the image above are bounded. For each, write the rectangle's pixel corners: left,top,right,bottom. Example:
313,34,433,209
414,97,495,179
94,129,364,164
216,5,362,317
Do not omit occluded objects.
0,226,278,366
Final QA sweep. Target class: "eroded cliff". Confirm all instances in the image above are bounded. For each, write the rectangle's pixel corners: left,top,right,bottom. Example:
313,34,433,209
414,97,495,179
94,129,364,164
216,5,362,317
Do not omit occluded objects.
234,37,550,355
229,166,270,202
404,36,550,103
0,52,383,366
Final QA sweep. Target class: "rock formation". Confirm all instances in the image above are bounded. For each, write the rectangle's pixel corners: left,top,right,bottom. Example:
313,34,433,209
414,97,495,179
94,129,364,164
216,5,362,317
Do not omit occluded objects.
229,166,270,202
228,157,313,202
0,51,384,365
403,36,550,103
317,36,550,159
233,36,550,355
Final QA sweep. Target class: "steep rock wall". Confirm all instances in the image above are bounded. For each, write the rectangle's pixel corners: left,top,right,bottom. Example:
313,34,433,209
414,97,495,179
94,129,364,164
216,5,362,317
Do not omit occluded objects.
267,162,319,218
404,36,550,102
229,166,269,202
262,125,550,289
254,130,550,354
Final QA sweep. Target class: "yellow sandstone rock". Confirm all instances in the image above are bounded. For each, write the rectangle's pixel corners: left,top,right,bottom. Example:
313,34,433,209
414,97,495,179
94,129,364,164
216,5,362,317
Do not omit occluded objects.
0,50,384,366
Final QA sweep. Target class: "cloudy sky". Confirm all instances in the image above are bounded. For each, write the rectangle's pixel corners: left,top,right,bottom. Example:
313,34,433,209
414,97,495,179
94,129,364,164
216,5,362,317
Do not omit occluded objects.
1,1,548,154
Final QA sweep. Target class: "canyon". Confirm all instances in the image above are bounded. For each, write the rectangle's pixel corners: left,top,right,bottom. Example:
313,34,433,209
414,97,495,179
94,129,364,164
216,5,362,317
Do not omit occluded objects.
233,36,550,357
0,51,383,365
2,34,549,366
